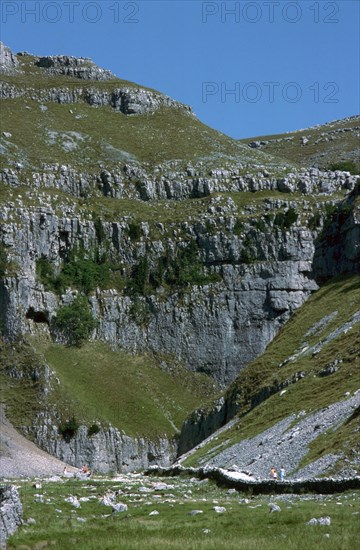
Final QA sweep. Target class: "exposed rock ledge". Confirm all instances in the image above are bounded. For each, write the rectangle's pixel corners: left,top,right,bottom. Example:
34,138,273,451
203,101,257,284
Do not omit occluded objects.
0,486,22,549
25,419,177,474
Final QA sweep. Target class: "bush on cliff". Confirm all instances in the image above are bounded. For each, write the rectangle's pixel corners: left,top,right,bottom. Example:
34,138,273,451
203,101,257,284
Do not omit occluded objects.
55,295,97,346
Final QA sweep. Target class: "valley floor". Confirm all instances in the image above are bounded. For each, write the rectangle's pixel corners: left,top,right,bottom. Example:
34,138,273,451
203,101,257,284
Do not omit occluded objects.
4,473,360,550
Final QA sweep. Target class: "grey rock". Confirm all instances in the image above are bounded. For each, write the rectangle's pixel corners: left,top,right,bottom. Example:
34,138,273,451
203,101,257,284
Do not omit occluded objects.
269,503,281,513
191,394,360,478
0,42,19,72
112,503,128,513
29,420,176,474
213,506,226,513
64,496,81,508
188,510,203,516
0,486,22,548
35,55,115,81
306,516,331,526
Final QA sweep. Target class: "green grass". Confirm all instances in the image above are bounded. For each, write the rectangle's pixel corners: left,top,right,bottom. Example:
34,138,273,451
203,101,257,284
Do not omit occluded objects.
0,336,216,439
0,97,253,172
183,275,360,467
0,53,286,172
6,477,360,550
31,339,216,438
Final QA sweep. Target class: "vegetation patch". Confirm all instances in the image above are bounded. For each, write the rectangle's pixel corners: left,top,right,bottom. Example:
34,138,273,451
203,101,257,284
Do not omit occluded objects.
31,339,216,438
59,416,79,441
55,296,97,347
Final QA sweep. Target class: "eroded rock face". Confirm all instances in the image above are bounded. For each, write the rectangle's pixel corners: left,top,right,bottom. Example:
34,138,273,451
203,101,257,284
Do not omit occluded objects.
0,202,318,386
25,420,176,473
0,486,22,549
313,187,360,282
0,42,19,73
35,55,115,80
0,163,356,200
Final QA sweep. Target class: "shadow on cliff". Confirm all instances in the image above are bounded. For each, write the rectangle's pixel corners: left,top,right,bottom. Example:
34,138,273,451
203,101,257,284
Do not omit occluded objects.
312,182,360,284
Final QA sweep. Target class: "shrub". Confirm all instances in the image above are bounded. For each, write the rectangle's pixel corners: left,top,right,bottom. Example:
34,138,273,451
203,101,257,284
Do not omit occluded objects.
128,222,142,241
36,248,112,295
36,256,58,291
205,219,216,235
0,242,8,279
55,295,97,346
308,211,322,230
59,252,110,295
94,217,105,243
88,423,101,437
129,257,149,294
240,234,257,264
173,240,209,286
329,161,359,175
274,207,298,229
59,416,79,440
129,297,150,325
233,219,244,235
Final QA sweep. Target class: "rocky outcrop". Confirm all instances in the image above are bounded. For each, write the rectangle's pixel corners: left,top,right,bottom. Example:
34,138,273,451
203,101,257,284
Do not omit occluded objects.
0,81,191,115
0,82,192,116
25,419,176,473
0,42,18,73
35,55,115,80
0,486,22,549
0,163,356,200
313,185,360,281
177,397,238,456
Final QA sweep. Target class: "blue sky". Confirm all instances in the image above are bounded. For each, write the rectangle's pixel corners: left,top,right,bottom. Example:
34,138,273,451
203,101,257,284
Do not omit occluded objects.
1,0,359,138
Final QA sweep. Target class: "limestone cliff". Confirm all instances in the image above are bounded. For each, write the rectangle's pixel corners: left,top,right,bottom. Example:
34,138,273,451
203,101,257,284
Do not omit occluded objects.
0,44,359,472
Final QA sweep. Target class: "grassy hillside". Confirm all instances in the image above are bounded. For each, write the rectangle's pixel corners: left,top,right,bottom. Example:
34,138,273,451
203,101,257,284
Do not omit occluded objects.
0,54,275,171
183,275,360,470
240,116,360,171
0,337,216,439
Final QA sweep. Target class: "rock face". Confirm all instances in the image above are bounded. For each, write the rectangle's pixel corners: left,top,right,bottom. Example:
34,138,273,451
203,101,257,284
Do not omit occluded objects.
0,42,18,73
0,163,356,200
0,44,192,116
0,486,22,549
1,43,359,471
0,168,358,385
35,55,115,80
313,185,360,282
0,83,192,116
0,200,319,385
27,420,176,473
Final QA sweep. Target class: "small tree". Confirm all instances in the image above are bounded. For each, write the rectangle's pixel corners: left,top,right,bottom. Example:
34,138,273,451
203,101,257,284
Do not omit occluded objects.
55,295,97,346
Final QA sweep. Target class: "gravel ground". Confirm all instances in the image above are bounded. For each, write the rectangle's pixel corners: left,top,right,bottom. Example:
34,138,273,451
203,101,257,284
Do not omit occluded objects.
0,405,76,479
